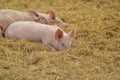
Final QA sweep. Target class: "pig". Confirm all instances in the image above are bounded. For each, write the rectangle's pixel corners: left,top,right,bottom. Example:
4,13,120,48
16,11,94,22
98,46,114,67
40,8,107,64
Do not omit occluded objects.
5,21,75,51
0,9,68,36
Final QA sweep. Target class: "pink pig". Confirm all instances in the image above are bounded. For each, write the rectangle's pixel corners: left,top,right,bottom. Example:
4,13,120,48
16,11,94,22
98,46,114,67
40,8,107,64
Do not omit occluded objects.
5,21,75,51
0,9,68,34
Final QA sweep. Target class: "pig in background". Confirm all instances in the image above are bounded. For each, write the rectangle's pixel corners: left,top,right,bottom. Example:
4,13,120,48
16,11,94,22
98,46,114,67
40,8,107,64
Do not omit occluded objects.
0,9,68,36
5,21,75,51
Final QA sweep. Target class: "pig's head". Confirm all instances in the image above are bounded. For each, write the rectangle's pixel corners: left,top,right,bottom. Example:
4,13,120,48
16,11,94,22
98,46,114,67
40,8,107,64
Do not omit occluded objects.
28,11,49,24
51,29,76,51
28,10,68,27
49,10,69,27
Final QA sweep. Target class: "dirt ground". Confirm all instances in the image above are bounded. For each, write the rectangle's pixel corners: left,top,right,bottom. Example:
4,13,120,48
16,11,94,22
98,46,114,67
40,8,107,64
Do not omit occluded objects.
0,0,120,80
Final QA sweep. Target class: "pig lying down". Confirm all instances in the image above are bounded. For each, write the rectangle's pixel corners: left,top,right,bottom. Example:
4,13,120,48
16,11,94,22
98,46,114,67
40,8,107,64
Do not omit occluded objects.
0,9,68,35
5,21,75,51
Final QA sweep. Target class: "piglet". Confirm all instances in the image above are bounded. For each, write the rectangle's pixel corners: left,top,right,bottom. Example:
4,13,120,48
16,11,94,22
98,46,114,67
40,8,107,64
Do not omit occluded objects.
5,21,75,51
0,9,68,35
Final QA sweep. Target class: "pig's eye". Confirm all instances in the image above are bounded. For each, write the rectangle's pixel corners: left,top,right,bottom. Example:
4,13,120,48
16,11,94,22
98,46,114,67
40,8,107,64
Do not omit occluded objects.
62,43,65,47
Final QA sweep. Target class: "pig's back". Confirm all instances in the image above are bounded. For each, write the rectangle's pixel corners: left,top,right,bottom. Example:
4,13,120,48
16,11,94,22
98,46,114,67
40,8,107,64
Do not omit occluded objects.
0,9,32,30
5,21,58,41
0,9,31,21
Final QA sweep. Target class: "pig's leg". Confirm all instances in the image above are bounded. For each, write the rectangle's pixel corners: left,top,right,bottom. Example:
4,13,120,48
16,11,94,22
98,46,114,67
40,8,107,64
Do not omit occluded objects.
42,42,56,51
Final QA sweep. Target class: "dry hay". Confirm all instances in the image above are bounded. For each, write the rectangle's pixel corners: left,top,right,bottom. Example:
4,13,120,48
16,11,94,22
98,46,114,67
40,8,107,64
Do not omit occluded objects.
0,0,120,80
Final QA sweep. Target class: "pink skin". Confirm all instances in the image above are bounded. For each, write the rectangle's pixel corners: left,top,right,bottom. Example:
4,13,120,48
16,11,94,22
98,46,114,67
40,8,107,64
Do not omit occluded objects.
5,21,75,51
37,10,69,27
0,9,68,34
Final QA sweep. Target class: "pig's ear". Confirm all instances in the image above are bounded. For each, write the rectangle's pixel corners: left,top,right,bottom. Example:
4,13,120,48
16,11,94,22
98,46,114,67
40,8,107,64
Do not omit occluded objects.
28,11,40,21
55,29,63,40
49,10,56,21
68,30,76,39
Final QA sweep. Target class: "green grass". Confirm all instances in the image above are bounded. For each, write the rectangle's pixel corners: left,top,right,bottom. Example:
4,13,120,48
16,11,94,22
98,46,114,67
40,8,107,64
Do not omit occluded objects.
0,0,120,80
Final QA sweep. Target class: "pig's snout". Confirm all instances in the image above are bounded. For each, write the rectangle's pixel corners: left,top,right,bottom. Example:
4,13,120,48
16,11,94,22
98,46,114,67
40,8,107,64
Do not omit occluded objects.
63,23,69,27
